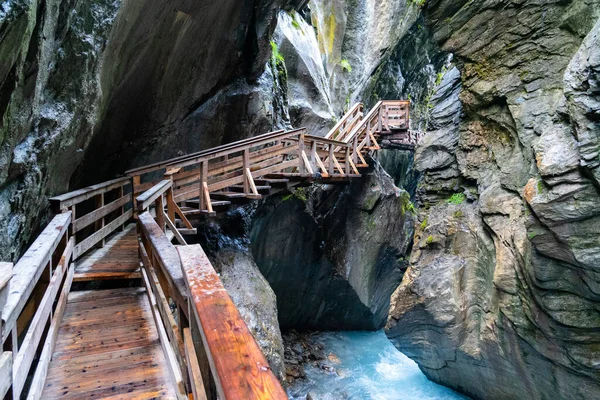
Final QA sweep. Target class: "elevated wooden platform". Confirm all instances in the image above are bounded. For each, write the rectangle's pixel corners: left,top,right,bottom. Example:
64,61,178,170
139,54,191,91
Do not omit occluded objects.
41,287,177,399
74,224,140,282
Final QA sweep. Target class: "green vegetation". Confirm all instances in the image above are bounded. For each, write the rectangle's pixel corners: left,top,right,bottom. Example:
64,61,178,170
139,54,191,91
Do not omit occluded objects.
283,188,308,202
426,235,434,245
289,11,302,29
453,210,464,218
537,180,544,193
340,59,352,73
527,232,537,240
412,0,427,8
270,40,284,63
447,193,466,205
420,217,428,230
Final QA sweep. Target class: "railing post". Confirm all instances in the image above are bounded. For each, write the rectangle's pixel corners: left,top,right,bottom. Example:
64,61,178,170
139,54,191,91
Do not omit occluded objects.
243,149,250,194
117,184,126,232
311,140,317,173
132,175,141,219
352,135,358,164
328,144,334,175
298,133,305,173
95,193,105,248
345,146,351,175
155,195,166,233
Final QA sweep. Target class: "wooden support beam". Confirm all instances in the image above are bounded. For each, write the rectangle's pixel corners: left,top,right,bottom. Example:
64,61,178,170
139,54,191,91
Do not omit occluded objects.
301,150,314,175
244,168,259,196
164,211,187,246
183,328,208,400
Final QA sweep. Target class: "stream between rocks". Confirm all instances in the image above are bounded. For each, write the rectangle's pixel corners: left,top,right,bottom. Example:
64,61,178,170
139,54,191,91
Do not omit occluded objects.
284,331,469,400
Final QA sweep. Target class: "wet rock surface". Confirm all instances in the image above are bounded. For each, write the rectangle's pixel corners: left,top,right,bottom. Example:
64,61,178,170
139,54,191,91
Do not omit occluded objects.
251,163,414,330
387,2,600,400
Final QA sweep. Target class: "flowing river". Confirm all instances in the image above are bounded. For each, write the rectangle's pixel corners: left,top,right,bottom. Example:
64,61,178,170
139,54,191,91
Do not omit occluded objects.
287,331,469,400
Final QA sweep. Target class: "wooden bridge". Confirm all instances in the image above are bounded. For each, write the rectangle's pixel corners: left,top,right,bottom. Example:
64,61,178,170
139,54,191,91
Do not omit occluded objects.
0,101,421,400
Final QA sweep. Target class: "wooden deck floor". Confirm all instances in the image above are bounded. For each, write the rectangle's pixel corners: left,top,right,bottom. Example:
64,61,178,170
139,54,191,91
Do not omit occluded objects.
41,287,177,399
74,224,141,282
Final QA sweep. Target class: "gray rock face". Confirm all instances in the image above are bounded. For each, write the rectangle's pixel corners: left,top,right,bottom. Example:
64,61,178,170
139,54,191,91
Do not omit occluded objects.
251,164,414,330
386,2,600,400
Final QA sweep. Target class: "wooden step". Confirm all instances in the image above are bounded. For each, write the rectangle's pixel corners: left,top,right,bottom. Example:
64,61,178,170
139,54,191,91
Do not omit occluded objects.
211,192,262,201
185,199,232,208
254,178,290,187
228,185,272,195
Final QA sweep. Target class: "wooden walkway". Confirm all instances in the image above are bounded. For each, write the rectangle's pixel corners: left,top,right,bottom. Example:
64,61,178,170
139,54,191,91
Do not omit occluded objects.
42,287,177,399
1,99,420,400
73,224,140,282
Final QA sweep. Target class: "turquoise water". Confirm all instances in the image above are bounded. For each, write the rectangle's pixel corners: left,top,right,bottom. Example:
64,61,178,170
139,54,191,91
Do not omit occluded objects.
287,331,469,400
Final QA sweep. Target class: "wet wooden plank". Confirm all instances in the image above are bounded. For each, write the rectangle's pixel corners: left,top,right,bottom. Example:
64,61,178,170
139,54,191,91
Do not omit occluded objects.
178,245,287,400
41,288,178,400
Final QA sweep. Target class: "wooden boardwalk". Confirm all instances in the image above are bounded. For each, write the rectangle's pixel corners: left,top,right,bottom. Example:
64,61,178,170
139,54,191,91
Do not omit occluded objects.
41,231,178,399
74,224,140,282
1,99,419,400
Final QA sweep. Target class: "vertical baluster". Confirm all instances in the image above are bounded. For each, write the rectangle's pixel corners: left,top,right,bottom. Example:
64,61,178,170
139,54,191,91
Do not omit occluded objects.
311,140,317,173
155,194,166,232
298,133,305,173
328,144,334,175
95,193,105,248
345,146,351,175
243,149,250,194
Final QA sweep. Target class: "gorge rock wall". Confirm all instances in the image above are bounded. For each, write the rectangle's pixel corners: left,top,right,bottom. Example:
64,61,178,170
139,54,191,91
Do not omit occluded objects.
386,1,600,399
250,165,414,330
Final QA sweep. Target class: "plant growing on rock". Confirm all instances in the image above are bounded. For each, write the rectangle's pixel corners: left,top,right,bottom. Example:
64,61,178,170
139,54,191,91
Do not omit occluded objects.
270,40,285,63
447,193,466,205
340,59,352,73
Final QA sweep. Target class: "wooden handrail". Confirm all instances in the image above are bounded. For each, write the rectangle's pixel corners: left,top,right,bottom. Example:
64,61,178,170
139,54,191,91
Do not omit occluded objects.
49,177,130,211
1,212,75,399
126,128,305,177
178,245,288,400
1,212,71,344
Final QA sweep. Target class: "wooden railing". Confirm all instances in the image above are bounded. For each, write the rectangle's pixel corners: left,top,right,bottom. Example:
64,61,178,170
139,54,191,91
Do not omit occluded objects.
127,128,363,215
0,263,12,399
49,177,132,259
136,179,196,244
136,205,286,400
1,213,74,399
325,102,364,142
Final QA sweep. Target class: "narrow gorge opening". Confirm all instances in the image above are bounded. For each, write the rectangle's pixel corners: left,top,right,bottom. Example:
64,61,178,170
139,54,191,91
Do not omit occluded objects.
1,0,599,399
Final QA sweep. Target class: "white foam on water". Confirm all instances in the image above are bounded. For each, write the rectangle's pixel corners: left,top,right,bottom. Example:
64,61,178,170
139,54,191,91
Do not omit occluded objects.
287,331,469,400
